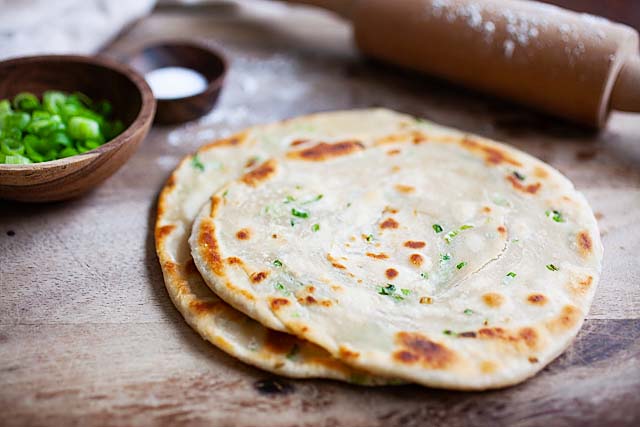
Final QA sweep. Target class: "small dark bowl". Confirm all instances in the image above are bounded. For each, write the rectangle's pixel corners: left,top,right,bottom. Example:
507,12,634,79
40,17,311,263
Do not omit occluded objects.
0,55,155,202
129,41,227,124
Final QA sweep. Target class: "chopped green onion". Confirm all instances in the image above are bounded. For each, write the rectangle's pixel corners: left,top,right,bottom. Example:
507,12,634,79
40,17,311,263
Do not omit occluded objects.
68,117,100,140
432,224,443,233
1,139,25,156
401,289,411,296
420,272,429,280
13,93,40,111
443,330,457,336
4,154,31,164
456,261,467,270
291,208,309,218
545,209,565,223
366,234,374,242
440,253,451,262
506,272,517,278
444,230,459,244
463,309,474,315
311,223,320,232
274,282,290,294
191,154,205,171
459,224,474,230
1,91,123,164
378,283,396,296
284,195,296,203
513,171,526,181
546,264,559,271
273,259,283,267
302,194,323,204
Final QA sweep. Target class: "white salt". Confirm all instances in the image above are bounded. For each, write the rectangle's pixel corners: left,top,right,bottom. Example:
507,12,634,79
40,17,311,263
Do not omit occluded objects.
145,66,208,99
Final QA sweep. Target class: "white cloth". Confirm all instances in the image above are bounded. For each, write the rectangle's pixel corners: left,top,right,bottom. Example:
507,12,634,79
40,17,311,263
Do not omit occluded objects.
0,0,156,60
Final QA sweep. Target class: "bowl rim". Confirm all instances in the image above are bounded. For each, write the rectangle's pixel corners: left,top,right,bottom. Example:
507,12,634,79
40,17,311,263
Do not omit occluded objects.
128,38,229,103
0,54,156,171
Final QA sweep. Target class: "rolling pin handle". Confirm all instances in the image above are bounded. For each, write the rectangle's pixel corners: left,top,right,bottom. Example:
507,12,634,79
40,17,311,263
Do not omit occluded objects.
611,56,640,113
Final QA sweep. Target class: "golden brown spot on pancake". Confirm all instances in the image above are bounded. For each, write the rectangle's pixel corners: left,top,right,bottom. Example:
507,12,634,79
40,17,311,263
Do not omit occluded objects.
321,300,333,307
395,184,415,194
339,346,360,360
156,224,175,242
381,217,399,229
409,253,424,267
482,293,504,308
290,139,308,146
547,305,582,333
506,175,542,194
202,132,247,149
395,350,419,363
534,167,549,178
497,225,507,235
477,326,538,350
250,271,269,284
577,231,593,257
507,175,542,194
331,285,343,292
236,228,250,240
527,294,547,305
270,298,290,310
240,159,277,187
420,296,433,304
327,253,347,270
461,137,522,167
307,286,316,293
165,173,176,190
412,132,427,144
460,331,478,339
286,140,364,161
366,252,389,260
387,148,401,156
385,268,399,279
272,234,278,239
481,360,496,373
198,221,223,275
209,196,221,217
404,240,426,249
568,275,593,296
303,295,317,304
163,261,178,275
264,329,297,354
188,300,221,315
375,132,411,145
528,356,539,363
518,327,538,349
383,207,399,215
226,257,244,266
391,165,401,173
482,206,492,213
245,157,259,168
393,332,455,369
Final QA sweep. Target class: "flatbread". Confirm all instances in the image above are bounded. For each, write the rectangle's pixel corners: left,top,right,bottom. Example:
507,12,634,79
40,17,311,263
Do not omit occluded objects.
190,110,603,390
156,109,418,383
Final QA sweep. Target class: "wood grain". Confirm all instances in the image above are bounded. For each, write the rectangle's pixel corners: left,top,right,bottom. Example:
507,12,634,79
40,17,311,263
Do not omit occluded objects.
1,2,639,426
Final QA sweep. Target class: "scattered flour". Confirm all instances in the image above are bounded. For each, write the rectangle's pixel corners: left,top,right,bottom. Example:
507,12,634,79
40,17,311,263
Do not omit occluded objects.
422,0,616,63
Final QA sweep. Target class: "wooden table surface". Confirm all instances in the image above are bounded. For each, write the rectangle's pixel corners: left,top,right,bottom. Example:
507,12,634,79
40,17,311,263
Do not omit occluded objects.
1,2,639,426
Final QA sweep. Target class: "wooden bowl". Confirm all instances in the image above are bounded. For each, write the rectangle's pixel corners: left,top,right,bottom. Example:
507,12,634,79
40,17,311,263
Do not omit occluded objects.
128,41,227,124
0,55,155,202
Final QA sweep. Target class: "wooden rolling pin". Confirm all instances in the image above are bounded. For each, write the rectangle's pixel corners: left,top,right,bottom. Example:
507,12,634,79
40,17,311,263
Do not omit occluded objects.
284,0,640,127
